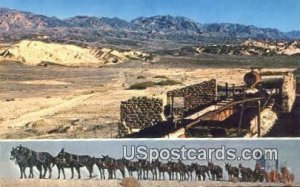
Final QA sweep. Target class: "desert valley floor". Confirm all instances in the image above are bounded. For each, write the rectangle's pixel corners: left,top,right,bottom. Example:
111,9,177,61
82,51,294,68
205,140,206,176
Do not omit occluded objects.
0,55,300,139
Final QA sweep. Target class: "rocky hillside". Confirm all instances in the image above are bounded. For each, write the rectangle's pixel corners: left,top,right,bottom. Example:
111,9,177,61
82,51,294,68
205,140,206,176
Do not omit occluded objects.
130,15,203,34
286,31,300,39
65,16,130,30
0,8,66,31
203,23,285,40
176,40,300,56
0,40,150,66
0,7,299,50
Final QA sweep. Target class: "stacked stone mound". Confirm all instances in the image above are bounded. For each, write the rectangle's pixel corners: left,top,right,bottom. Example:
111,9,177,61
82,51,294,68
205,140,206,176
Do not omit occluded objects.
119,96,163,135
281,72,296,113
167,79,217,118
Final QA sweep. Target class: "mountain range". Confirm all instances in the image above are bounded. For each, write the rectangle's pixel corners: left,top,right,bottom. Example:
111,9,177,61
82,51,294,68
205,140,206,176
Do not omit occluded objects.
0,7,299,50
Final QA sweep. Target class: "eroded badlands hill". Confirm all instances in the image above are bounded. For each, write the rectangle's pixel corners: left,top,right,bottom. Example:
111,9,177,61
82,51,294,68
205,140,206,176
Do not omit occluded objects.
0,40,150,66
177,40,300,56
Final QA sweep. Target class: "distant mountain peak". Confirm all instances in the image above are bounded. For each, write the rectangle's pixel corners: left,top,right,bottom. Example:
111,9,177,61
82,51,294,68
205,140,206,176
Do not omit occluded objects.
131,15,203,34
65,15,130,29
0,7,66,31
0,7,299,49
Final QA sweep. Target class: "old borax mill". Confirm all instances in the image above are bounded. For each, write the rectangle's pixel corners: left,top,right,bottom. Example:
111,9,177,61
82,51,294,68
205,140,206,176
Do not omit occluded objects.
118,67,296,138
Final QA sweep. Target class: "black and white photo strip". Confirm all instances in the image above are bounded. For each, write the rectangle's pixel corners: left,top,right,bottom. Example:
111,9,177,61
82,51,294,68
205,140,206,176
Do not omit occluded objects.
0,0,300,186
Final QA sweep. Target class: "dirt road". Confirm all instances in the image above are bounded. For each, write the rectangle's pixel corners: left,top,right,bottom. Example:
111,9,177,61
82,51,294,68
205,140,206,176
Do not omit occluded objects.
0,93,95,139
3,94,94,129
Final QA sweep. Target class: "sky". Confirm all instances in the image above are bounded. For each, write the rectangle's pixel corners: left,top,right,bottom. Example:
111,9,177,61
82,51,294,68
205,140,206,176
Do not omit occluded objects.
0,0,299,32
1,139,299,181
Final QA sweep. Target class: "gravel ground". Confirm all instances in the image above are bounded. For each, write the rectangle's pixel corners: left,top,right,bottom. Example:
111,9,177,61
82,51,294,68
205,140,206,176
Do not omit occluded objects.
0,179,297,187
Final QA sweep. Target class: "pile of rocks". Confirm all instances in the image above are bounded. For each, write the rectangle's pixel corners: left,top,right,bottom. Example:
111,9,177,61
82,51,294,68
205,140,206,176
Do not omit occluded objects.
119,96,163,135
167,79,217,117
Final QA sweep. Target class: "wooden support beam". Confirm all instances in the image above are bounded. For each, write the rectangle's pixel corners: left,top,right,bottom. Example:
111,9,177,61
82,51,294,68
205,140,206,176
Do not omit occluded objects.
257,100,261,137
225,82,228,98
238,102,244,136
171,96,174,119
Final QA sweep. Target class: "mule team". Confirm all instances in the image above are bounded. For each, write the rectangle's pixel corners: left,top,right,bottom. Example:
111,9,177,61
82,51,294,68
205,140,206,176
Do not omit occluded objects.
10,145,294,183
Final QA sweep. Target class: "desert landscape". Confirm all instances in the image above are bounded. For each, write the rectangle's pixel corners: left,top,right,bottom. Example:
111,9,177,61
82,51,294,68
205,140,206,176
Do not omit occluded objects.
0,2,300,187
0,7,299,139
0,43,299,139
